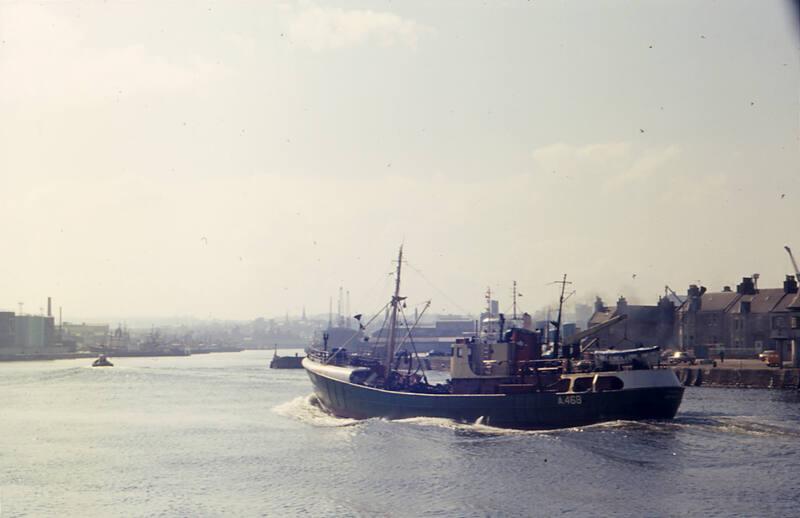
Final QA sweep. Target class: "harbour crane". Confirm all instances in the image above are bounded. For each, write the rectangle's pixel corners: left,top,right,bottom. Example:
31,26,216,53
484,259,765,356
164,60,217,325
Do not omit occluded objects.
664,285,684,303
560,313,629,352
785,246,800,282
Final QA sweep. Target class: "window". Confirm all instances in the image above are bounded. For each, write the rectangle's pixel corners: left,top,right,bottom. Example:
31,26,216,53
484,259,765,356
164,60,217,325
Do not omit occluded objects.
595,376,624,391
572,377,593,392
552,378,570,393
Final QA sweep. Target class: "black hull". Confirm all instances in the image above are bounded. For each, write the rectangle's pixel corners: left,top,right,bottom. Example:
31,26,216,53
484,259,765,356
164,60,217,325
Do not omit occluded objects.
305,367,684,430
270,355,305,369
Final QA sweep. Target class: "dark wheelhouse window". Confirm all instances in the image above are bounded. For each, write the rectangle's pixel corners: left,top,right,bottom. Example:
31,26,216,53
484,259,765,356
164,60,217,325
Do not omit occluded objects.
595,376,624,391
552,378,570,393
572,377,593,392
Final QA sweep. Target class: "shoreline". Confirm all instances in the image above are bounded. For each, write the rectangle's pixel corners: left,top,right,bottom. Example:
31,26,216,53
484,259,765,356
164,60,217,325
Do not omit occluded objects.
673,366,800,390
0,349,246,362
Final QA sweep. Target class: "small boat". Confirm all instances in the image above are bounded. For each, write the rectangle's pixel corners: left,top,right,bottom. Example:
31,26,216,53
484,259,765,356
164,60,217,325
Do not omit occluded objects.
269,348,304,369
303,247,684,430
92,354,114,367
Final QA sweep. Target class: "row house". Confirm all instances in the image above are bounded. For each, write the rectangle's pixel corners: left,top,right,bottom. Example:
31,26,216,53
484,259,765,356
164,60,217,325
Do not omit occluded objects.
677,275,799,358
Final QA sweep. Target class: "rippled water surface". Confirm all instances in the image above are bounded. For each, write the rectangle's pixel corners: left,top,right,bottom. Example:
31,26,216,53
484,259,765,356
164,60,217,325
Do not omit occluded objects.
1,350,799,517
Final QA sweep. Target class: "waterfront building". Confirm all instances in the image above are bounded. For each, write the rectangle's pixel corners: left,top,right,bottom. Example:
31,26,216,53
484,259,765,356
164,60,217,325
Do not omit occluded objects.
63,322,110,349
13,315,55,349
787,291,800,366
676,275,799,358
587,295,675,349
368,318,476,355
574,303,593,332
0,312,15,348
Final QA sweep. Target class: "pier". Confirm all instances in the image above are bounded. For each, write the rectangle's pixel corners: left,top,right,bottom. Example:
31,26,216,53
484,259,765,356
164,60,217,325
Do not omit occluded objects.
672,361,800,390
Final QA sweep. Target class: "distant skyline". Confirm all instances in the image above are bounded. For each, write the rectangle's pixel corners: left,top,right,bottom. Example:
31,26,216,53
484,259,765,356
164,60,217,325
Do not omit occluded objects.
1,1,798,321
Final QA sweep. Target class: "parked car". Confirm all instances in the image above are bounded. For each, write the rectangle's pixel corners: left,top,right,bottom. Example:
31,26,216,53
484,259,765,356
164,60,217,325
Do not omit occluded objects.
668,351,696,365
764,351,781,368
758,350,777,362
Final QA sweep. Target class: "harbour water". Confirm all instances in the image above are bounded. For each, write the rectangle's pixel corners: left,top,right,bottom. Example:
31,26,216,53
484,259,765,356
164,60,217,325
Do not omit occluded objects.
1,350,798,517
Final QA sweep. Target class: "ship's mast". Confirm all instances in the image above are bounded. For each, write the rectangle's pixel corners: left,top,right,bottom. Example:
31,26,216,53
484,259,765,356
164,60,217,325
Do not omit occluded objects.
512,280,518,320
551,274,572,358
385,245,404,369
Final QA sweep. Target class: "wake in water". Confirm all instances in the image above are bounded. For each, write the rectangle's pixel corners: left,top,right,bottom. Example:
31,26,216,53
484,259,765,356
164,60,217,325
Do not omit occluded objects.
272,397,557,435
571,414,800,440
274,396,800,442
0,366,88,387
392,416,559,436
272,394,361,428
676,415,800,439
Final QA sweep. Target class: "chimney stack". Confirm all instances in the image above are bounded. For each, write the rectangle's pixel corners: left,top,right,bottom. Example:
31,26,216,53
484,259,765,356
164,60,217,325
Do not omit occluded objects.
784,275,798,294
47,297,52,318
736,277,756,295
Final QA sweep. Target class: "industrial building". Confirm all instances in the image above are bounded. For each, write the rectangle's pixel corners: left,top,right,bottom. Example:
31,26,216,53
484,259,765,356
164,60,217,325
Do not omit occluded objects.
586,295,676,349
0,297,71,354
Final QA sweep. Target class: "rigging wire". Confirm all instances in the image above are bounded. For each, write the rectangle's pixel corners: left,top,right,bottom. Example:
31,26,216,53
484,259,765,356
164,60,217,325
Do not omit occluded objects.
370,307,391,353
396,301,431,383
404,261,472,315
323,300,390,365
361,268,395,314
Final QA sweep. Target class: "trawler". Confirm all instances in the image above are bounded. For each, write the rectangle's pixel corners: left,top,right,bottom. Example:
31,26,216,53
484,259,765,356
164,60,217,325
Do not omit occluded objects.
302,247,684,430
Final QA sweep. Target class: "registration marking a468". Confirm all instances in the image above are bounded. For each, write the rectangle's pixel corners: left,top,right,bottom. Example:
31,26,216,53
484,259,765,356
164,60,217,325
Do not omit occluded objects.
558,395,583,405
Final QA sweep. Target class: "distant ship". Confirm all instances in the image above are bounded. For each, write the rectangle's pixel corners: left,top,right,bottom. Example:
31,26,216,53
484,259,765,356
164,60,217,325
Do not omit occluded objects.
303,247,684,430
89,328,190,357
269,345,304,369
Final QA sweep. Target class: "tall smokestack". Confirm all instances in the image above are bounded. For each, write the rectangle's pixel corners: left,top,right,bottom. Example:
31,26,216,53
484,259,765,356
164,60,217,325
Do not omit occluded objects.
47,297,52,317
337,287,342,325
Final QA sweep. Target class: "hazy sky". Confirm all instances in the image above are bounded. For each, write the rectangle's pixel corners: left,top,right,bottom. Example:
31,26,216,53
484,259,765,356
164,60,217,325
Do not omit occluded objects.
1,1,798,322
